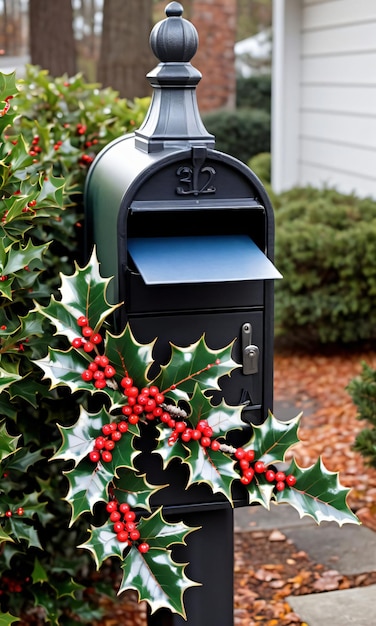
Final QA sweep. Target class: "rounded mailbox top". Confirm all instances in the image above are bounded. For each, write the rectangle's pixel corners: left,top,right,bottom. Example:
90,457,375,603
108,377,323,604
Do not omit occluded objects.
150,2,198,63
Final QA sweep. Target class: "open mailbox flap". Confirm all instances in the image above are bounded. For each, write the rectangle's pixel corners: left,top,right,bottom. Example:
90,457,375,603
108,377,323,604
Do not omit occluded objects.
128,235,282,285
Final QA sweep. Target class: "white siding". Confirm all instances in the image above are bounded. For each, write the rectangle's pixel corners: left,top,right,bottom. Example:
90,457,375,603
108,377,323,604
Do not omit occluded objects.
272,0,376,199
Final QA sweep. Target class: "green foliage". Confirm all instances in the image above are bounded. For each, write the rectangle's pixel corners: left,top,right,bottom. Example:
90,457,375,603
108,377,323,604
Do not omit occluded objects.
248,152,271,185
202,107,270,164
0,68,149,623
32,253,358,617
236,74,271,112
347,362,376,468
274,186,376,345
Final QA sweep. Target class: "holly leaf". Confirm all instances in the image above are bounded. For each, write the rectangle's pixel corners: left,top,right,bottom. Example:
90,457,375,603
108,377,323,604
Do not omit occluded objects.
118,508,199,618
113,468,164,511
0,613,19,626
0,526,14,545
53,407,138,468
155,388,244,499
64,458,115,524
275,458,360,526
153,336,240,399
0,419,21,461
105,325,155,388
34,248,120,342
0,365,21,394
35,347,94,392
251,411,301,464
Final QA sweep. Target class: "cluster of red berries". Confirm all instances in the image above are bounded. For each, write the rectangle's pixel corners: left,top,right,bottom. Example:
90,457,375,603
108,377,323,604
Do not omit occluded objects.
72,315,103,356
234,447,296,491
89,421,128,464
106,500,149,552
29,134,42,157
0,575,29,595
4,507,24,517
167,418,221,450
120,378,166,425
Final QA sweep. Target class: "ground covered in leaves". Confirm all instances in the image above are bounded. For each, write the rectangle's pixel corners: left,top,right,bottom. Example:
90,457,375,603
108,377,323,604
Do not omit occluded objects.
91,347,376,626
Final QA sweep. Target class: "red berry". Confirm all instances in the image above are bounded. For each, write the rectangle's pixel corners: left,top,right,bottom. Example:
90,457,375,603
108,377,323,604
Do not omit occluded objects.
243,467,255,481
81,370,93,381
77,316,88,327
133,404,143,415
102,424,112,436
120,376,133,388
175,421,187,433
126,386,139,398
286,474,297,487
72,337,83,348
113,521,125,533
125,521,136,532
88,362,98,371
200,436,212,447
128,414,139,425
153,406,163,417
117,530,129,542
197,420,208,432
91,333,102,345
102,450,113,463
98,355,109,367
130,529,140,541
112,430,122,441
106,501,118,513
245,450,255,462
83,341,94,353
93,370,105,380
104,365,116,378
265,469,276,482
145,398,156,412
275,471,286,482
210,440,220,451
191,429,201,440
148,386,159,396
239,459,249,470
5,510,12,517
154,393,165,404
82,326,93,337
94,379,107,389
203,426,213,438
94,436,106,450
119,503,130,514
110,511,121,522
254,461,266,474
124,510,136,522
138,542,150,554
160,412,170,423
16,507,24,516
121,405,133,416
276,481,285,491
181,429,192,442
118,421,129,433
240,475,252,485
234,447,245,460
89,450,100,463
104,439,115,450
137,394,148,405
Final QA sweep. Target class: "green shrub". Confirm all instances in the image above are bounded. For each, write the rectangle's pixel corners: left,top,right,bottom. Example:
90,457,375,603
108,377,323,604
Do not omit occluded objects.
274,186,376,345
248,152,271,185
236,74,271,112
202,107,270,164
0,67,149,623
347,363,376,469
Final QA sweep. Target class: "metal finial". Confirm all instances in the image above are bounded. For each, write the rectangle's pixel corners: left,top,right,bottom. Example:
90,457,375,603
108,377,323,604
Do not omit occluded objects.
165,2,183,17
150,2,198,63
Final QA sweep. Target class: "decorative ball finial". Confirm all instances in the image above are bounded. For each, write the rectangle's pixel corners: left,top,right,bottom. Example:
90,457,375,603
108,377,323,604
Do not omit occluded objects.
150,2,198,63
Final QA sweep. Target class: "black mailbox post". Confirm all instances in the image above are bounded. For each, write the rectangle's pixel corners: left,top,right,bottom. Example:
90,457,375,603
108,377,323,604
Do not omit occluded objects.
85,3,281,624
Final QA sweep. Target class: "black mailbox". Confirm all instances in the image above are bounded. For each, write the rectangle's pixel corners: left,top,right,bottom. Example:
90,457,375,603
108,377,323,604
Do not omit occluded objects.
85,3,280,625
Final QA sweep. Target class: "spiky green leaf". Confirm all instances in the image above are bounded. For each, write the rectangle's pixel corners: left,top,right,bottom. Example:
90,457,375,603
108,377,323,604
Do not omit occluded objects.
153,336,240,399
0,420,20,461
105,325,155,388
64,458,114,524
275,458,360,526
251,411,301,464
113,468,163,511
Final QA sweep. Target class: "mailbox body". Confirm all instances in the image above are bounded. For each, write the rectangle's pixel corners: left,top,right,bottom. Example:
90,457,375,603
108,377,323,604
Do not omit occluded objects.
85,136,278,432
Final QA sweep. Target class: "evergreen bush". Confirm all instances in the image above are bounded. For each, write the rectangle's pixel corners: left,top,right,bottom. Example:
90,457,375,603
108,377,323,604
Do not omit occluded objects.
236,74,271,112
202,108,270,164
274,186,376,345
347,363,376,468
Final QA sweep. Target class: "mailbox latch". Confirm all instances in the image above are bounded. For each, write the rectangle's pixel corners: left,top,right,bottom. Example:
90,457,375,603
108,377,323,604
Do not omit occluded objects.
242,323,259,375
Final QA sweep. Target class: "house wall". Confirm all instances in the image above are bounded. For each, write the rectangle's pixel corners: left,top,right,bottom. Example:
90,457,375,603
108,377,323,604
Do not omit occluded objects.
272,0,376,198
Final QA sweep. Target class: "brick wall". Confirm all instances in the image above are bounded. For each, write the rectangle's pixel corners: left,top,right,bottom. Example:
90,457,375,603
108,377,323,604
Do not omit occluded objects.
191,0,237,112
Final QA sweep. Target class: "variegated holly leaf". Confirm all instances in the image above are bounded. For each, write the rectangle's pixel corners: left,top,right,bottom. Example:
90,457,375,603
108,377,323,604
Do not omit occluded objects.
64,458,115,524
275,458,360,526
251,411,301,464
155,387,244,499
0,419,21,462
113,468,163,512
53,407,139,467
34,248,120,343
0,364,21,394
118,508,199,618
0,612,19,626
153,336,240,399
105,325,155,389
